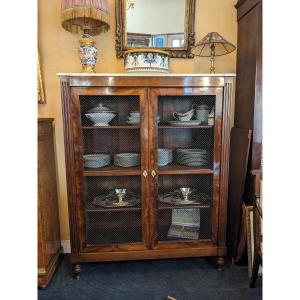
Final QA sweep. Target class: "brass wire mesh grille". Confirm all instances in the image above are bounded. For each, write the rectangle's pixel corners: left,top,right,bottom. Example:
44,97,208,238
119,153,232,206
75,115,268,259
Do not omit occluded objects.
157,95,215,169
157,174,213,241
156,95,215,242
157,95,215,123
85,176,142,245
80,95,140,126
79,95,143,245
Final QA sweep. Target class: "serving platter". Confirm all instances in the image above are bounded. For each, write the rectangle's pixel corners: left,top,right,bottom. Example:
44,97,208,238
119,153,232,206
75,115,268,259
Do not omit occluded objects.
92,190,140,208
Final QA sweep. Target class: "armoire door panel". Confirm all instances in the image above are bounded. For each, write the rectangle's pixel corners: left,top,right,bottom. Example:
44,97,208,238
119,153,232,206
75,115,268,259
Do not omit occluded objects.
69,87,149,252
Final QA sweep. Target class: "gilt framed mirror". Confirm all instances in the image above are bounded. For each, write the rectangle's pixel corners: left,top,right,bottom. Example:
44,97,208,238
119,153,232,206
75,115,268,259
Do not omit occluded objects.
116,0,196,58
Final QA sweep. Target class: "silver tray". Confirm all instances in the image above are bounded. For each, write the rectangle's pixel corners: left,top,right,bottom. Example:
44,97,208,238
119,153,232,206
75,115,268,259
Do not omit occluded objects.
92,190,140,208
158,190,210,206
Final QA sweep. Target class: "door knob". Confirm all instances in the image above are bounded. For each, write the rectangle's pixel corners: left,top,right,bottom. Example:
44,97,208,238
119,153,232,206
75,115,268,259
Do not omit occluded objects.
143,170,148,178
151,170,157,178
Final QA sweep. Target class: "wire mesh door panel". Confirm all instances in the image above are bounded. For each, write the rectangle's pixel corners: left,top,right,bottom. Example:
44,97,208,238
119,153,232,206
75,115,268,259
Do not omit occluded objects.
157,174,213,242
75,90,148,249
149,88,223,247
84,176,142,245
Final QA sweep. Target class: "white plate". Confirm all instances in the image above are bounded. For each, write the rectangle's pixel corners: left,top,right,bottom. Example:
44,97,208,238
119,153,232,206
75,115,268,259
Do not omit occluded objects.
168,120,201,126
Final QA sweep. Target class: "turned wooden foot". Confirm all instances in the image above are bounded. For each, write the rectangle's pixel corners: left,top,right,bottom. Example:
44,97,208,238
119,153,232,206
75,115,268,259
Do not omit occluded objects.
72,264,81,280
216,257,225,272
38,285,47,289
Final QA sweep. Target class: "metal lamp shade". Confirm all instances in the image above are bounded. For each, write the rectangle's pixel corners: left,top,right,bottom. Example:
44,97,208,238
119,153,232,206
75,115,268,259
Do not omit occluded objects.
61,0,110,36
191,32,236,57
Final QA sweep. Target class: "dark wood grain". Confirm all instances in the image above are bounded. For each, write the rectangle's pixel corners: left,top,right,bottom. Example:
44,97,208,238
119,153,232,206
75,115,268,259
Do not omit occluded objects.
217,79,234,256
227,128,252,259
234,0,262,199
83,166,140,176
231,0,262,260
38,119,62,288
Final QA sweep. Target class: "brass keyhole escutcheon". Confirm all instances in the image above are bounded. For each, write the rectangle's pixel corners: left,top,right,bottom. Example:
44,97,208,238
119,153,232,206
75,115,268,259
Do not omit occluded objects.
151,170,157,178
143,170,148,178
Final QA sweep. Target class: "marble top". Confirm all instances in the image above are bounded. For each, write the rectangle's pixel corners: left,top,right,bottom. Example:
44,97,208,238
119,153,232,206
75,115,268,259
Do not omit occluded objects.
57,73,236,77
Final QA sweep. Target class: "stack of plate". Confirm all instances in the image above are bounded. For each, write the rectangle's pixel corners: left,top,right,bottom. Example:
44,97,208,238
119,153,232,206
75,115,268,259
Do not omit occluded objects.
83,154,111,168
168,120,201,126
126,111,141,125
114,153,140,167
176,149,210,167
158,148,173,166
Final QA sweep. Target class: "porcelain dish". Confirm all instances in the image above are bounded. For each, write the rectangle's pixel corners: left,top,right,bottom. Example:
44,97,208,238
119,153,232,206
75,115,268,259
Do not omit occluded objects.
87,103,115,113
85,112,116,126
114,153,141,167
176,149,210,167
158,148,173,166
83,154,111,168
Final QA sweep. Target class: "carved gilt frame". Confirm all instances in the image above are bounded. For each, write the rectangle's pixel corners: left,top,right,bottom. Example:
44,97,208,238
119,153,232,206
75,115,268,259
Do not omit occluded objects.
115,0,195,58
38,53,46,104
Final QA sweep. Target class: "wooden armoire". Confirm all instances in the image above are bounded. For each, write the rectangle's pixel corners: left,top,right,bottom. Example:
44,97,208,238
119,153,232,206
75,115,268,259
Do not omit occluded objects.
227,0,262,258
38,118,62,288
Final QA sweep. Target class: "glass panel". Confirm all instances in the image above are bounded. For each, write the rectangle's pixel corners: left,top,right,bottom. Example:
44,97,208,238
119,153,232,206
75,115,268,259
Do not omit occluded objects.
157,174,213,241
79,95,143,245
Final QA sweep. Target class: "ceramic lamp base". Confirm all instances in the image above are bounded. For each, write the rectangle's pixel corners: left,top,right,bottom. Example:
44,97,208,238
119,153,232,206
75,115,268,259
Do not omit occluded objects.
78,31,98,73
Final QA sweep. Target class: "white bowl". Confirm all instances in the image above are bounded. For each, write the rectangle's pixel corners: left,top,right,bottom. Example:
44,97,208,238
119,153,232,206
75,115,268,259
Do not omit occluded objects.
129,111,140,116
128,116,140,121
124,49,169,73
85,112,116,126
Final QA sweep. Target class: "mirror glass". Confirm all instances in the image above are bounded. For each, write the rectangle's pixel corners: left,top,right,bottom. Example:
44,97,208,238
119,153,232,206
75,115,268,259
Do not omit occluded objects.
125,0,186,48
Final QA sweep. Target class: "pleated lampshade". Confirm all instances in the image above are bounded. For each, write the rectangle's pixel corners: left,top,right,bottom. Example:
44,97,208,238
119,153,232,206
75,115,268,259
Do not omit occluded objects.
192,32,236,57
61,0,110,36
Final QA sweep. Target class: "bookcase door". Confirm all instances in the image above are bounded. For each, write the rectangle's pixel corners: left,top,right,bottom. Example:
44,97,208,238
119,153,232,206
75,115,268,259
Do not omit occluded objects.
148,87,223,249
70,87,150,252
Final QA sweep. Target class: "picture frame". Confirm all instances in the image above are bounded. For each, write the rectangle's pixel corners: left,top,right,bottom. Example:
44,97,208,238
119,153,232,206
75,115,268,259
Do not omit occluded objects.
246,205,262,277
38,54,46,104
245,205,254,277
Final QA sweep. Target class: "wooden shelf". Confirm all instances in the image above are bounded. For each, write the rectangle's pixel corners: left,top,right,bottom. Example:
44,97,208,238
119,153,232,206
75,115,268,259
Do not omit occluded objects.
82,125,140,129
158,125,213,129
85,203,142,212
84,166,141,176
158,203,211,210
158,164,213,175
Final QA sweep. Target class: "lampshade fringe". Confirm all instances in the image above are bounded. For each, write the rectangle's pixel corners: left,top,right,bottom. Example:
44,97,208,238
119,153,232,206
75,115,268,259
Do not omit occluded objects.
61,6,110,35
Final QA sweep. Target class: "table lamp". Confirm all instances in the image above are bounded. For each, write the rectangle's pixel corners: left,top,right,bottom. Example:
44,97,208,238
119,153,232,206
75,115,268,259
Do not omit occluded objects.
61,0,110,72
192,32,236,73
